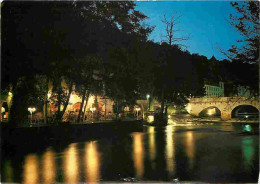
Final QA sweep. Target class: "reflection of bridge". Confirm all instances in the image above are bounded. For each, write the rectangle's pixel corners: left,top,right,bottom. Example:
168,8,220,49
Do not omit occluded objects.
186,97,259,120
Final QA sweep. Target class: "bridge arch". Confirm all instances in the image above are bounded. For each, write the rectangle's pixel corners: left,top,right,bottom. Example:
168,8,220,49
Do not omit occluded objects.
231,105,259,119
198,106,221,117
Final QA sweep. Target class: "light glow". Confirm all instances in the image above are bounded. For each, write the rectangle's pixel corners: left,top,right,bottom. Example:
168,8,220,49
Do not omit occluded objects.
47,92,51,99
165,126,175,177
23,154,39,184
90,107,96,112
28,107,36,113
207,108,216,115
85,142,100,183
146,94,150,100
147,115,154,123
132,133,144,179
244,125,252,132
43,148,56,184
148,127,156,161
185,131,195,169
63,144,79,184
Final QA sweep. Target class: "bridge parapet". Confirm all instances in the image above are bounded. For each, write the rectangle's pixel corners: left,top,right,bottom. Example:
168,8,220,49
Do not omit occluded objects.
187,97,259,120
188,97,259,103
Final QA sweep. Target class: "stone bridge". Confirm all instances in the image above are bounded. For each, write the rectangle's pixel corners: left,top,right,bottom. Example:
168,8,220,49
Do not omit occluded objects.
186,97,259,120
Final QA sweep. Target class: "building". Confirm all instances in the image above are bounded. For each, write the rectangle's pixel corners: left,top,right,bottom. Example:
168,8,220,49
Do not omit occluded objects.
204,82,224,97
237,85,251,97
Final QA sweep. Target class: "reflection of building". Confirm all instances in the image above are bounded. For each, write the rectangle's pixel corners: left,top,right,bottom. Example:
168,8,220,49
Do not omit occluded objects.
204,82,224,97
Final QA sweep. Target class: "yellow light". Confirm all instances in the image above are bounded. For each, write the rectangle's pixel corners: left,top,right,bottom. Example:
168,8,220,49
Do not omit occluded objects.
47,92,51,99
185,131,195,169
90,107,96,112
43,148,56,184
207,108,216,115
85,142,100,183
166,126,175,177
28,107,36,113
132,133,144,179
168,115,171,119
63,144,79,184
23,154,39,184
147,115,154,123
148,127,156,161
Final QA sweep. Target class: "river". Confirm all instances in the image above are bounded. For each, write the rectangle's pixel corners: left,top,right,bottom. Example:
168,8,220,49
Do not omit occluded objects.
1,122,259,183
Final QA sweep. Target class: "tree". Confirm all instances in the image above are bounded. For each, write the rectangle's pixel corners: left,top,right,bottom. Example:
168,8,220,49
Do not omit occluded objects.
226,1,259,63
161,11,190,47
2,1,152,123
156,11,190,122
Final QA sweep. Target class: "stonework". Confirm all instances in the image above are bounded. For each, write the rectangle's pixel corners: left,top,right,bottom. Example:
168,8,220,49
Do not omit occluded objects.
186,97,259,120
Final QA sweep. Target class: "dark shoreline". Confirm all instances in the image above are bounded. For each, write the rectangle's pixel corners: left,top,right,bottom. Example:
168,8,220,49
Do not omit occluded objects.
1,120,143,153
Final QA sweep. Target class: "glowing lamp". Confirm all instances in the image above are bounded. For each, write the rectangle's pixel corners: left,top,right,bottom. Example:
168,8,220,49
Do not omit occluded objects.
147,115,154,123
146,94,150,100
90,107,96,113
28,107,36,114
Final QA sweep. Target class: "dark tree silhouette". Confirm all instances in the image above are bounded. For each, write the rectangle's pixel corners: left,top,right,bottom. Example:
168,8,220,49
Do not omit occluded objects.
224,1,259,64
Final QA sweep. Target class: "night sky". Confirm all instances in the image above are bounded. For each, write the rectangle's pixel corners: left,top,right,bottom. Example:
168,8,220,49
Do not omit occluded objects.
136,1,244,60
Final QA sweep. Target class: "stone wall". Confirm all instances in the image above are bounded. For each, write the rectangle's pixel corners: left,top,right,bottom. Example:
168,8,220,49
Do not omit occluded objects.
186,97,259,120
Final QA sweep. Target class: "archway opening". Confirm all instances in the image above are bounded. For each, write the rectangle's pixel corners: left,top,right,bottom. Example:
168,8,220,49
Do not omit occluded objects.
231,105,259,119
199,106,221,117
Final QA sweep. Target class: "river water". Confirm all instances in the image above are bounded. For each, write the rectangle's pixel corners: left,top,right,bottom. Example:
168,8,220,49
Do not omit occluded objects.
1,122,259,183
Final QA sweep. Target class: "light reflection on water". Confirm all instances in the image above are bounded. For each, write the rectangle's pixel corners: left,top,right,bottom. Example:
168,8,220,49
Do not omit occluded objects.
242,138,255,171
23,154,40,184
165,125,175,177
132,132,144,179
85,141,100,183
42,148,56,184
2,123,259,183
185,131,195,169
148,126,156,162
63,144,79,184
3,160,13,183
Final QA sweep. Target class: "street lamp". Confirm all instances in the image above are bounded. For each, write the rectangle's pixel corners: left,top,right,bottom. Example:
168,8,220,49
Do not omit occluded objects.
135,107,141,120
28,107,36,126
146,94,150,100
146,94,150,111
90,107,96,121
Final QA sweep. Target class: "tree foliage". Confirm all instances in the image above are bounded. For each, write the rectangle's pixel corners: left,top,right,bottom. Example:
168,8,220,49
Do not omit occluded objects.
226,1,259,63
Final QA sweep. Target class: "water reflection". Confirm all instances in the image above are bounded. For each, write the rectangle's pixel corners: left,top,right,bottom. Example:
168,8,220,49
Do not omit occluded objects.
148,127,156,162
242,138,254,170
23,154,40,184
132,132,144,179
2,123,259,183
63,143,79,184
85,141,100,183
185,131,195,169
42,148,56,184
165,126,175,177
3,160,13,183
